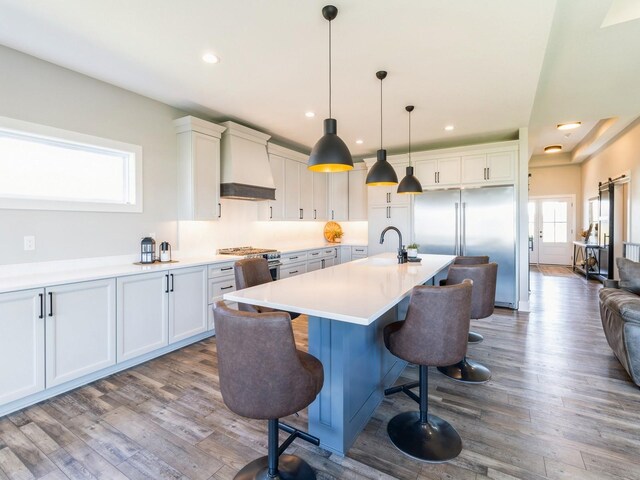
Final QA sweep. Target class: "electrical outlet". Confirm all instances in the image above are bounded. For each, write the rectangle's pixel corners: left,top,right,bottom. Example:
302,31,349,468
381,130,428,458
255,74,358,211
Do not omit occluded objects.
24,235,36,251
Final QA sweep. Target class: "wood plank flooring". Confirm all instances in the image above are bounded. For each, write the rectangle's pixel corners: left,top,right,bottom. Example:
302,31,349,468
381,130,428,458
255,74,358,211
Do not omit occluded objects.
1,269,639,479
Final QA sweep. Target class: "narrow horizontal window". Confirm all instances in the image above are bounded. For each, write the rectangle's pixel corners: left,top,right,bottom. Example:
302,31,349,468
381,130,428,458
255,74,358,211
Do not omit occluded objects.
0,116,142,212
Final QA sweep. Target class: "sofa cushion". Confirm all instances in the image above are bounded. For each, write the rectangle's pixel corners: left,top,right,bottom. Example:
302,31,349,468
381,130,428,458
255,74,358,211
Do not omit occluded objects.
616,257,640,295
600,287,640,324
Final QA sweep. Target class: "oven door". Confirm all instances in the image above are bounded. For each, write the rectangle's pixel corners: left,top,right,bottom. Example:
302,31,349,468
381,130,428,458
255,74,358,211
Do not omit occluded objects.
268,262,281,281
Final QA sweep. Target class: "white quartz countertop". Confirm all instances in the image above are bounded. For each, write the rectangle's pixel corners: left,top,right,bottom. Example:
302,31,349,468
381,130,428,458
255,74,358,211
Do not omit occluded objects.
0,254,241,294
224,253,455,326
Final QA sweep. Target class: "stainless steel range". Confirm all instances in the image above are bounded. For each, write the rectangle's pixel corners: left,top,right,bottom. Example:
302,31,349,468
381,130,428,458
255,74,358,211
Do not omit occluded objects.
218,247,282,280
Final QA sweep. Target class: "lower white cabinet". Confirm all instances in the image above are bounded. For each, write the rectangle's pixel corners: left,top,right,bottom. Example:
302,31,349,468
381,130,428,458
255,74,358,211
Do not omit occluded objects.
46,279,116,388
169,266,208,343
117,272,169,362
0,289,45,405
280,262,307,279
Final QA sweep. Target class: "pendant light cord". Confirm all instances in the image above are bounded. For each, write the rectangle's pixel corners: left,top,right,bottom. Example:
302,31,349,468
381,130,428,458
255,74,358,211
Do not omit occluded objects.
329,19,332,119
380,77,383,150
408,110,412,166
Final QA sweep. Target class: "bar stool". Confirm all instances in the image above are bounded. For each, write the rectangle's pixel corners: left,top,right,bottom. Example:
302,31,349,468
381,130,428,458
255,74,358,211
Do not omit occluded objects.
213,301,323,479
383,281,472,462
234,257,300,319
437,262,497,384
453,255,489,343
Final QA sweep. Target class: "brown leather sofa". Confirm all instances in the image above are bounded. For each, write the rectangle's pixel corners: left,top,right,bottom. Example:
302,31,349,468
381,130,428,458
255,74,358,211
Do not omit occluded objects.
599,258,640,387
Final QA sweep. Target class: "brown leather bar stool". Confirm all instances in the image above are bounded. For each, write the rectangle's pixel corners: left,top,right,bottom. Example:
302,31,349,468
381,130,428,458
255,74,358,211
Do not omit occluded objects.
213,301,324,479
234,257,300,319
383,281,472,462
437,262,498,383
454,255,489,343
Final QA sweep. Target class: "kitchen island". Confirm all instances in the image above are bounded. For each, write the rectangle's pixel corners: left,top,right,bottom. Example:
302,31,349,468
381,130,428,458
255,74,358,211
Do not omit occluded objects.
224,252,455,455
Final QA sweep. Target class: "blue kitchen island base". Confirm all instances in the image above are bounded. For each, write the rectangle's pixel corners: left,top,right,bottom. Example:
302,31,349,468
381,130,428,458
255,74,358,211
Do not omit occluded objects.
307,304,407,456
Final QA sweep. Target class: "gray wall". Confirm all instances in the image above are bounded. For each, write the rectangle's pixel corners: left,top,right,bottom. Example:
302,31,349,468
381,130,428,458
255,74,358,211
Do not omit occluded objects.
0,46,186,265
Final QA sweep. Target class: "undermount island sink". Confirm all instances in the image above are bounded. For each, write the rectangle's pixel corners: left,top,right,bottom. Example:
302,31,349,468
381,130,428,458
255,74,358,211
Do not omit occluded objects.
365,257,398,267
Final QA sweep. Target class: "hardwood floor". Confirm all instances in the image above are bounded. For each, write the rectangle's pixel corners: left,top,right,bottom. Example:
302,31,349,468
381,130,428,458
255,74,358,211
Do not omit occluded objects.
1,269,639,479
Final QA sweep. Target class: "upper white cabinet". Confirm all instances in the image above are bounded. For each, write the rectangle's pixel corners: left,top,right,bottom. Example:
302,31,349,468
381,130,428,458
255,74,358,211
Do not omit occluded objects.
0,289,45,405
461,150,515,185
266,154,286,220
348,164,368,220
45,279,116,388
329,171,349,221
363,161,410,206
313,172,329,220
415,156,461,188
174,116,227,221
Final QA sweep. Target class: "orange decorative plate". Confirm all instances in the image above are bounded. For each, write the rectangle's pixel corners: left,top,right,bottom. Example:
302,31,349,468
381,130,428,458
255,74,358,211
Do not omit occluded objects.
324,221,343,243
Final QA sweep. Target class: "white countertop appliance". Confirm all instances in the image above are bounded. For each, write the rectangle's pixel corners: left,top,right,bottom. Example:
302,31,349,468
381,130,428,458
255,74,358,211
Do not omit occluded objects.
218,246,281,280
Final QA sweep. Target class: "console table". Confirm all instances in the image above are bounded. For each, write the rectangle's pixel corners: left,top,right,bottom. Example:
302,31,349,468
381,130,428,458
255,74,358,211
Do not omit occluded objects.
572,241,600,280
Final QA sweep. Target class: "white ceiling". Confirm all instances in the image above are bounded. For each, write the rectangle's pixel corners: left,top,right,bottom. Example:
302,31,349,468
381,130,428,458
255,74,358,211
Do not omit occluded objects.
0,0,638,162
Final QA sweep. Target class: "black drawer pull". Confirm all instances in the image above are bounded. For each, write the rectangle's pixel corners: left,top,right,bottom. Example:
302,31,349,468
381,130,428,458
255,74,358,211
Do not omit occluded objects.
289,270,298,274
290,256,298,260
165,274,169,293
48,292,53,317
170,273,174,292
220,285,233,290
221,266,232,271
39,293,44,319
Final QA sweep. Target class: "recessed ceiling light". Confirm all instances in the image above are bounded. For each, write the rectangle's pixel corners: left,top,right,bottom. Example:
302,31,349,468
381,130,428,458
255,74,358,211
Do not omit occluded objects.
557,122,581,130
355,139,364,144
202,53,220,64
544,145,563,154
305,111,315,118
444,125,454,131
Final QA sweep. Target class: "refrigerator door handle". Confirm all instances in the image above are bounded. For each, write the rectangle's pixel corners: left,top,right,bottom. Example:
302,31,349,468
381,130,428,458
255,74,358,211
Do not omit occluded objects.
462,202,467,255
454,202,459,255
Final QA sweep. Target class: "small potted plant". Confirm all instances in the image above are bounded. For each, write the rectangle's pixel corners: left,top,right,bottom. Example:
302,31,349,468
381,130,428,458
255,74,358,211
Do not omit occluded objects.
407,243,419,258
333,231,343,243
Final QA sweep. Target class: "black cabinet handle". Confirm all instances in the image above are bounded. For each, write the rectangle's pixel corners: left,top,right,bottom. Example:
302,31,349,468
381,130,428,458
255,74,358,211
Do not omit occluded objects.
39,293,44,319
218,203,222,218
270,206,273,219
165,274,169,293
299,208,303,220
331,210,334,220
221,266,232,271
289,270,298,274
314,209,317,219
170,274,174,292
48,292,53,317
220,285,233,290
290,256,298,260
486,167,490,179
322,259,325,268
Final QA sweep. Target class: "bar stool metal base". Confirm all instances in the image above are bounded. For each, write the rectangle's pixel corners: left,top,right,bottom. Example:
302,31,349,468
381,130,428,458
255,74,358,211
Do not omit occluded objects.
234,454,315,480
387,411,462,463
437,357,491,383
468,331,483,344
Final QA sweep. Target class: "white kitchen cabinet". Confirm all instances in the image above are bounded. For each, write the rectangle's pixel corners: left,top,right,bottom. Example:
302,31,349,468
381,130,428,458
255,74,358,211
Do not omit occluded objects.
207,261,236,333
174,116,226,221
313,172,328,220
348,165,368,220
415,156,460,188
299,165,314,220
351,246,368,260
365,163,410,206
329,171,349,221
461,150,515,185
46,279,116,388
116,272,169,363
307,258,323,272
284,157,302,220
368,205,411,256
266,154,285,220
280,262,307,279
169,266,208,343
0,289,45,405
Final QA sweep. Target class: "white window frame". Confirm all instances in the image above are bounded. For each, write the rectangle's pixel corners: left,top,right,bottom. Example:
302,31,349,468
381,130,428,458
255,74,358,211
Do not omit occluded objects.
0,116,143,213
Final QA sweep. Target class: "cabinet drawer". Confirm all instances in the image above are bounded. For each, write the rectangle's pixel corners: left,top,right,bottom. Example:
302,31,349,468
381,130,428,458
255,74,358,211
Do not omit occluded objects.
280,263,307,279
351,246,368,256
281,252,308,264
208,262,235,279
307,249,323,260
208,277,236,302
321,248,337,258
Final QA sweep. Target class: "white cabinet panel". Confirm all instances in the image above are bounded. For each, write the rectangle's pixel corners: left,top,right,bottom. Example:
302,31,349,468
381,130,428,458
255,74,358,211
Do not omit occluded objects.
117,273,169,362
280,263,307,279
208,277,236,303
175,117,225,221
284,158,301,220
300,166,314,220
329,171,349,221
461,154,487,184
368,205,411,256
366,164,410,206
46,279,116,388
313,172,328,220
487,151,515,183
169,266,208,343
307,259,323,272
416,157,460,188
348,167,367,220
0,289,45,405
415,159,438,187
267,155,285,220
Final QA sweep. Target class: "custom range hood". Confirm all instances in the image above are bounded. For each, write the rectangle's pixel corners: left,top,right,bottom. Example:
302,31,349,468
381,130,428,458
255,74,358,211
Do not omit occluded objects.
220,121,276,201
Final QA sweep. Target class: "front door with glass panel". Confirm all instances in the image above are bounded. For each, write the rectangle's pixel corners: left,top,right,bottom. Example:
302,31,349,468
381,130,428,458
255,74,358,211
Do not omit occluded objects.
529,196,574,265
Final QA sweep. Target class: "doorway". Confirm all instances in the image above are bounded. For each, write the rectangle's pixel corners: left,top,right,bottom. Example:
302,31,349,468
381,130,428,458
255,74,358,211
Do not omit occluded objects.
529,196,575,265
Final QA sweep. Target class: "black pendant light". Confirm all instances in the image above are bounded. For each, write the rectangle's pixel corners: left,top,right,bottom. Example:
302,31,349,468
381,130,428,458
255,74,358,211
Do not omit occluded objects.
308,5,353,173
397,105,423,194
366,71,398,186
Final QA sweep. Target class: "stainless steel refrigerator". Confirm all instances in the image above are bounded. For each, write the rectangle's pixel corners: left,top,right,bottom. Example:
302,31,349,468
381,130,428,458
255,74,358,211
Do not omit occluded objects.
414,186,516,308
